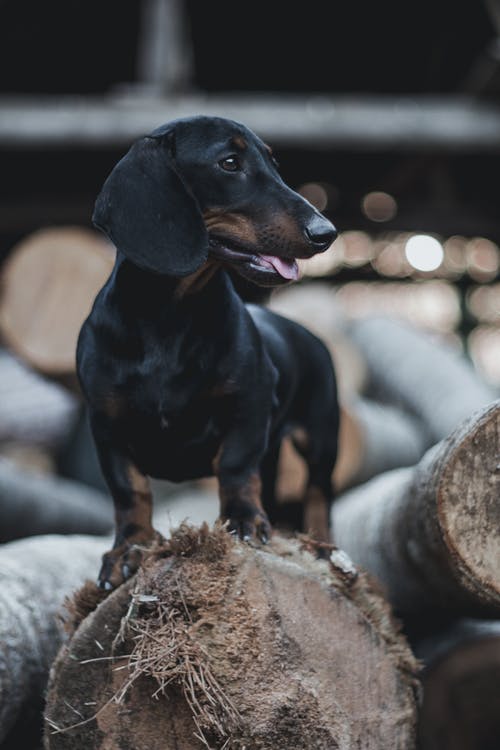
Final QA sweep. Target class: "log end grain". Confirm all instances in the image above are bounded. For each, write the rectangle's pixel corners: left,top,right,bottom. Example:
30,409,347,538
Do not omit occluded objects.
438,400,500,609
0,227,114,377
44,524,420,750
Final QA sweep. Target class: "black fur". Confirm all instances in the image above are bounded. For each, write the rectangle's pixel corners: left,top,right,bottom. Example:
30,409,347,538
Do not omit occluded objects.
77,115,340,588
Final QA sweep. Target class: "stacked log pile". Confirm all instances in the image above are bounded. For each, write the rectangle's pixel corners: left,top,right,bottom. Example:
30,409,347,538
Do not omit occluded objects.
332,399,500,618
269,283,500,750
0,235,498,748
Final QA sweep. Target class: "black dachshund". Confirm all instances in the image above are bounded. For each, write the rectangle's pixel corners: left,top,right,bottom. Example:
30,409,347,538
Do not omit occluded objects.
77,115,340,589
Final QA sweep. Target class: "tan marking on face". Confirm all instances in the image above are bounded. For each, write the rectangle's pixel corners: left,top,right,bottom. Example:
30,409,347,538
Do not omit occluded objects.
174,259,219,299
231,136,247,150
209,207,307,255
203,208,259,245
303,485,331,544
269,212,306,243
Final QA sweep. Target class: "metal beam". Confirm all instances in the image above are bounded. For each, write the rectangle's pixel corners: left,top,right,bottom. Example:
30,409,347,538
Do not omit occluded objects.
2,93,500,151
135,0,194,94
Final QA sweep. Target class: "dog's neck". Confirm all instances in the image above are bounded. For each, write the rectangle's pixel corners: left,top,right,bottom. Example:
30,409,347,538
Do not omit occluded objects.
112,253,220,293
173,260,221,299
109,253,234,322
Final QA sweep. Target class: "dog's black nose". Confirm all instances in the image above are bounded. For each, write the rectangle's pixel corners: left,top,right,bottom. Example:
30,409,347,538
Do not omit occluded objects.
304,216,338,251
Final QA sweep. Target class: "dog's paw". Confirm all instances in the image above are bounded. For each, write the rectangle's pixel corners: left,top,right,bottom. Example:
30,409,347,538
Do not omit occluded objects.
227,509,272,545
97,530,164,590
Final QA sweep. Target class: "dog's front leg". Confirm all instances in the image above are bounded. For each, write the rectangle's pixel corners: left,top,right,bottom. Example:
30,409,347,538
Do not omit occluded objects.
214,408,272,544
90,412,161,589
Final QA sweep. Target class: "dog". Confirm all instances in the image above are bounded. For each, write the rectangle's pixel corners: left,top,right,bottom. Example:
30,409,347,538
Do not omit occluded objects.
77,115,340,589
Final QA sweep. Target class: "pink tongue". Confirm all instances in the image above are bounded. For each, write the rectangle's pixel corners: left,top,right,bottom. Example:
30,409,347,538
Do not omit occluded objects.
259,254,299,280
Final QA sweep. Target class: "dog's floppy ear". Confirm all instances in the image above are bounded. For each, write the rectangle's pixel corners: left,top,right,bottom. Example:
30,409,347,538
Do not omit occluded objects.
92,131,208,276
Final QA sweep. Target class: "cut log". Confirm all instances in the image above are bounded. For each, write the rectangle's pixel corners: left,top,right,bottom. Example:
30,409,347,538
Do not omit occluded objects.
332,400,500,617
415,620,500,750
44,526,419,750
0,534,109,743
0,348,79,449
345,316,498,445
339,398,426,486
0,456,113,542
0,227,114,383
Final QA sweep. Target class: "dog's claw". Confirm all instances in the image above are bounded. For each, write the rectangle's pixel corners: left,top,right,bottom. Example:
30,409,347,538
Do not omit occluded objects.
122,564,131,579
226,510,272,547
97,579,113,591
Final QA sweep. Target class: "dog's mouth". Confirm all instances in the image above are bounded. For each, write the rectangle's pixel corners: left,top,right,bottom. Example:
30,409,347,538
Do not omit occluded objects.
208,239,299,286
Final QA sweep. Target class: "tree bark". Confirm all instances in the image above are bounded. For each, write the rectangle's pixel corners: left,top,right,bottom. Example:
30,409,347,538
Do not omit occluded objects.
345,316,498,445
415,620,500,750
44,529,419,750
0,534,108,743
0,457,113,542
332,400,500,617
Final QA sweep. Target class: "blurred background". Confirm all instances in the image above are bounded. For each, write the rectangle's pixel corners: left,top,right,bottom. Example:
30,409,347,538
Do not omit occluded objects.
1,0,499,487
1,0,500,384
0,4,500,749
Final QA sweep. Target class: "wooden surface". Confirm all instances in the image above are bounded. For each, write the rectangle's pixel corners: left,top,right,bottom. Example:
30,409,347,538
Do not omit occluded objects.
332,400,500,617
0,227,114,378
44,530,419,750
417,621,500,750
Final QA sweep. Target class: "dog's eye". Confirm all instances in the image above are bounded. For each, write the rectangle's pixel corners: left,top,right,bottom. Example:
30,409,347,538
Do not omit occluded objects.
219,155,241,172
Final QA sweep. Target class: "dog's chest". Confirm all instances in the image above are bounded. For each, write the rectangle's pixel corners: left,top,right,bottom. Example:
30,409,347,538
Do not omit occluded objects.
118,339,226,479
122,333,212,419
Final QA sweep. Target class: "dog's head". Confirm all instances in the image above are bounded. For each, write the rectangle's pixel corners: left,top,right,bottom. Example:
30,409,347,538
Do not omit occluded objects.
93,116,337,286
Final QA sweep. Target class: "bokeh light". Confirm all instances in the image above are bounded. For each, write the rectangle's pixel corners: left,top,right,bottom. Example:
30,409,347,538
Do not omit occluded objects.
342,231,374,266
298,182,329,212
361,191,397,222
404,234,444,272
465,237,499,282
299,242,342,277
371,233,411,277
466,284,500,323
298,181,338,213
442,236,467,278
335,280,460,333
